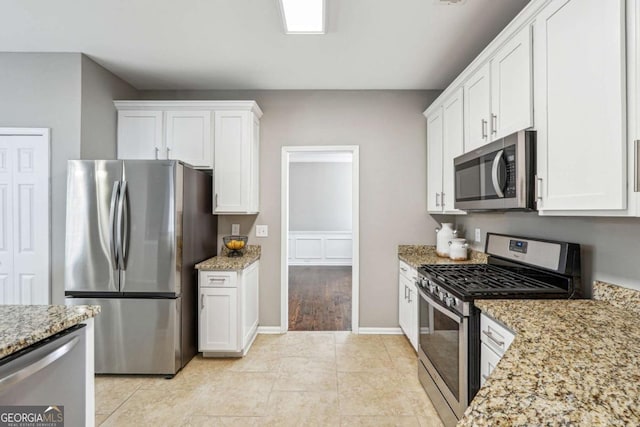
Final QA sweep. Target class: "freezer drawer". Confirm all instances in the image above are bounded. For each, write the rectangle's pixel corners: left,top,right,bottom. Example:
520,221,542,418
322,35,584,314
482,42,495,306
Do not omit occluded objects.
0,325,86,426
67,297,181,375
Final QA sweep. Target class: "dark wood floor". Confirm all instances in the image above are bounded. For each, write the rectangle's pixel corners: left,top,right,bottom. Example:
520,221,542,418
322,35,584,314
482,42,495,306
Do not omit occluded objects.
288,266,352,331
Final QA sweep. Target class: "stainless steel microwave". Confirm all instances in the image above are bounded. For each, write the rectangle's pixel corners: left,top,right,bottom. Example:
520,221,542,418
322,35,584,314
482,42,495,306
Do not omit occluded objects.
453,130,535,211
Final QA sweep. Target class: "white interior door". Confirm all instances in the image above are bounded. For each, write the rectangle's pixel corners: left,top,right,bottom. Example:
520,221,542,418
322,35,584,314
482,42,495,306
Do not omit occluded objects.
0,129,50,304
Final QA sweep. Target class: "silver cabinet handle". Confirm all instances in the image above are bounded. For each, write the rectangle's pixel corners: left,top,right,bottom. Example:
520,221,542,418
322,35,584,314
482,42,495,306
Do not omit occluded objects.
404,285,408,300
400,266,408,272
407,288,412,303
215,193,219,209
535,175,543,202
201,294,205,309
155,147,159,160
166,147,171,158
435,192,440,207
491,150,505,198
441,192,445,208
634,140,640,192
482,329,505,347
108,181,120,271
491,114,497,135
481,119,488,139
0,337,79,393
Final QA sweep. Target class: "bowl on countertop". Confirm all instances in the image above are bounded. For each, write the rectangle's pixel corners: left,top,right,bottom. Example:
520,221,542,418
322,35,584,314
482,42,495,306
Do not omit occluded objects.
223,236,248,257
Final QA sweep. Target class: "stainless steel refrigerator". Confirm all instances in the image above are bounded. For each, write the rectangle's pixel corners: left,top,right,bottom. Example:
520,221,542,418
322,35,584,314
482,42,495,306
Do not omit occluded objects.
64,160,217,376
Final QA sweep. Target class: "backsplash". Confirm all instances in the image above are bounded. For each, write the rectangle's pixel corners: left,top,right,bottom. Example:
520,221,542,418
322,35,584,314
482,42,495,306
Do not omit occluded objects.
448,211,640,295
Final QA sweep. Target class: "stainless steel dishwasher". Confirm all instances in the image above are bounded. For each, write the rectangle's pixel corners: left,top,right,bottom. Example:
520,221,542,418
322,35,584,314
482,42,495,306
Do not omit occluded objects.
0,324,86,426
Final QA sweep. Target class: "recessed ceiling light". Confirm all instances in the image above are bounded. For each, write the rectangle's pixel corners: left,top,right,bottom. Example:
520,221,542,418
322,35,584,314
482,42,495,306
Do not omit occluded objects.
279,0,326,34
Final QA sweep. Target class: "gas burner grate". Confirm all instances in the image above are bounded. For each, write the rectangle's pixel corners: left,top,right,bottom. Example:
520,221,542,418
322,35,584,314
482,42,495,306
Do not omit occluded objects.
417,264,569,298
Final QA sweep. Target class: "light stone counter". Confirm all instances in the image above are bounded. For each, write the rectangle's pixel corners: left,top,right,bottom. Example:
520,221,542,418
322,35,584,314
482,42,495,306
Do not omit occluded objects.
195,245,261,271
0,304,101,359
398,245,487,269
460,282,640,426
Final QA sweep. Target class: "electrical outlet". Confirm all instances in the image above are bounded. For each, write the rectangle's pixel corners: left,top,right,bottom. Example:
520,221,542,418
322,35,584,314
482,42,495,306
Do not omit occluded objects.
256,225,268,238
475,228,482,243
231,224,240,235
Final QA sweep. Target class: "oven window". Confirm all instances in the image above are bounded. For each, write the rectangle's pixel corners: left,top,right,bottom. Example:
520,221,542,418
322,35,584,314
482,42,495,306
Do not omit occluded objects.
420,298,460,399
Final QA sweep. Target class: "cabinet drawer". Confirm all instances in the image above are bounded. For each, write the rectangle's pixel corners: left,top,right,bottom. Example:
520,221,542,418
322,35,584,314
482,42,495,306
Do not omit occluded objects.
480,341,502,387
200,271,238,287
480,313,515,356
399,261,417,282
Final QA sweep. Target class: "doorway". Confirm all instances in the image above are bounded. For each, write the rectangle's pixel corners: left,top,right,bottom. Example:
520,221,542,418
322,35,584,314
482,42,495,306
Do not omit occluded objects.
0,128,50,304
281,146,359,333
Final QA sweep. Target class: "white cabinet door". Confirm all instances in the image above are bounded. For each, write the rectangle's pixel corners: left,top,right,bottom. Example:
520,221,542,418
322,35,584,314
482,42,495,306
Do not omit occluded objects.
407,283,418,352
117,110,164,160
241,261,259,349
398,275,409,336
480,342,502,387
199,287,238,352
490,25,533,140
534,0,626,211
464,63,491,152
165,111,213,169
214,111,255,214
426,108,444,212
442,89,465,213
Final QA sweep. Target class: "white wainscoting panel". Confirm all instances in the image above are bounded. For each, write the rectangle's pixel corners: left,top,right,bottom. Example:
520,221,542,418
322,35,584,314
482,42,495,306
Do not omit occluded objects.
288,231,353,266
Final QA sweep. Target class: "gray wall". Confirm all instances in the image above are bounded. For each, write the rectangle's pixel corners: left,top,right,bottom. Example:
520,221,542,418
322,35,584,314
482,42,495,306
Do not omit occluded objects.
454,213,640,295
141,90,441,328
0,53,82,304
289,161,352,232
0,53,139,304
80,55,138,159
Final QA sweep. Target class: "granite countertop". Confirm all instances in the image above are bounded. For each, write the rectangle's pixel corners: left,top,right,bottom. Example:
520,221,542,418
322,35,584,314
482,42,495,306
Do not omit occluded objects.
398,245,487,268
460,296,640,426
195,245,261,271
0,305,101,359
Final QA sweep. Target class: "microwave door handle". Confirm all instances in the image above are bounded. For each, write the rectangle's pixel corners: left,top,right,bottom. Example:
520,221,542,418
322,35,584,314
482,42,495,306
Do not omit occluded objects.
491,150,505,198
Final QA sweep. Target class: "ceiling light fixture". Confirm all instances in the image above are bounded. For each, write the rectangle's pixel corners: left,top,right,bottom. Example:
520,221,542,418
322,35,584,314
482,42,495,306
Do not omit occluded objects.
278,0,325,34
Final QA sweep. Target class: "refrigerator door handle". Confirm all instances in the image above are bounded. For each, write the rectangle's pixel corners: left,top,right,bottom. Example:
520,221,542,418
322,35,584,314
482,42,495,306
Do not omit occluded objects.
108,181,120,271
116,181,129,271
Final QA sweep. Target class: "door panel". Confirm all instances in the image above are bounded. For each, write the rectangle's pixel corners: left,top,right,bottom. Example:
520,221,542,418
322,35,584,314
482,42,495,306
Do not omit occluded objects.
117,110,163,160
427,109,443,212
0,134,49,304
464,64,491,152
121,161,177,294
200,287,238,352
165,111,212,168
442,89,465,213
67,297,180,375
65,160,121,294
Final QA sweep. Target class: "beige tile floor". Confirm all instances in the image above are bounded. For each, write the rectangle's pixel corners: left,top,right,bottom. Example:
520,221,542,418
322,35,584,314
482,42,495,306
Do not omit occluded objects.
95,332,444,426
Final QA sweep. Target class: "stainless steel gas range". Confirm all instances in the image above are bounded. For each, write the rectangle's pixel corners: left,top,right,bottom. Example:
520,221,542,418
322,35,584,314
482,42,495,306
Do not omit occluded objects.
415,233,582,426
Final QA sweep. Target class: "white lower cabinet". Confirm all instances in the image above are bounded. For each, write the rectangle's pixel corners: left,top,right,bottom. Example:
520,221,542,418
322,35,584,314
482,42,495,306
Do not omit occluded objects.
480,313,515,386
398,261,418,352
198,261,259,356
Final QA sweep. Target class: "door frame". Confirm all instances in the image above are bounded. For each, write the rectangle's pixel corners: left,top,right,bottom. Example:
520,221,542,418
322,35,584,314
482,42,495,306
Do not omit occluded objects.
281,145,360,333
0,127,51,304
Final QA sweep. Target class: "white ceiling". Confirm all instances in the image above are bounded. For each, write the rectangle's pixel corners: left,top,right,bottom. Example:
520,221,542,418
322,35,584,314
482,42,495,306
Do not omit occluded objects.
0,0,530,90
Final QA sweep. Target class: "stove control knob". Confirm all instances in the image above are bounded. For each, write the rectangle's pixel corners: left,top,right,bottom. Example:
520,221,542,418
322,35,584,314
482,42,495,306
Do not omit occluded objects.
445,296,456,307
439,291,446,301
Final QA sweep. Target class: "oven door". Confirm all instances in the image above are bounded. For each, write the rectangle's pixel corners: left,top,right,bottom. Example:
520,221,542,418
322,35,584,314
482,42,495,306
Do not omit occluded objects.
417,288,468,423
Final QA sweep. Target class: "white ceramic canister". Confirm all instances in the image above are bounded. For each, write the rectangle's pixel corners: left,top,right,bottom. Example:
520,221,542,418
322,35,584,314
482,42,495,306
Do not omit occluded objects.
436,223,457,257
449,238,469,261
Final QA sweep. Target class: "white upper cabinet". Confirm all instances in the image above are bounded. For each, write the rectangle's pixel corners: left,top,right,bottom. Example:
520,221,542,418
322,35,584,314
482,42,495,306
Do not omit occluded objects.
115,101,262,215
490,25,533,140
116,110,163,160
214,111,260,214
464,63,491,152
534,0,626,211
165,110,212,169
442,89,465,214
426,108,444,212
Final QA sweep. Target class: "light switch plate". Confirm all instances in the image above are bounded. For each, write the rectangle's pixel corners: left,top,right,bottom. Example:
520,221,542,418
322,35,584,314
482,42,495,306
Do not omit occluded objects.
231,224,240,235
475,228,482,243
256,225,268,238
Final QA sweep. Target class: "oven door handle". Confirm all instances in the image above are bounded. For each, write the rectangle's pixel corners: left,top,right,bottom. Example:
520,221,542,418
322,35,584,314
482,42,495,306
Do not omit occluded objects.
417,288,463,324
491,149,505,198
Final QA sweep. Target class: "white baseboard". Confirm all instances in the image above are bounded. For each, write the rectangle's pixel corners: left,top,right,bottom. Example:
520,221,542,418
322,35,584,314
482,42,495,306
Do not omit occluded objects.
357,327,403,335
257,326,284,334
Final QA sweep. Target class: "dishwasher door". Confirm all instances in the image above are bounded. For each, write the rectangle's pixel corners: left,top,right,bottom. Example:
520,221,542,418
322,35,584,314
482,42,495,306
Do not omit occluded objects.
0,325,86,426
